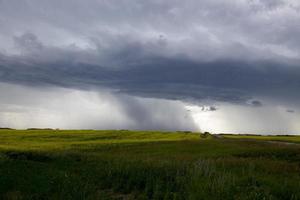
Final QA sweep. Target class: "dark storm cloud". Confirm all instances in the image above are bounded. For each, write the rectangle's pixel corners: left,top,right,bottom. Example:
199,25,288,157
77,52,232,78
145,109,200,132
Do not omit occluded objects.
1,42,300,106
208,106,217,111
249,100,263,107
0,0,300,106
200,106,218,112
286,109,295,113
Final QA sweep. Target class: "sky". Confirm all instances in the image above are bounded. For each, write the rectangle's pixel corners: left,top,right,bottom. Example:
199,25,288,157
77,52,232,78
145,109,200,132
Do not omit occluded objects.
0,0,300,134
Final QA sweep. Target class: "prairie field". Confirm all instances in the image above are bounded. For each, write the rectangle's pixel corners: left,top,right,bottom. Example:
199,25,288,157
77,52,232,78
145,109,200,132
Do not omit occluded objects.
1,130,300,200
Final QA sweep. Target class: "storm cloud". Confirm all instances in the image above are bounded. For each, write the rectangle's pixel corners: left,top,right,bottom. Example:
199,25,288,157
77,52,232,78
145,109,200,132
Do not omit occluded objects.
0,83,197,130
0,0,299,133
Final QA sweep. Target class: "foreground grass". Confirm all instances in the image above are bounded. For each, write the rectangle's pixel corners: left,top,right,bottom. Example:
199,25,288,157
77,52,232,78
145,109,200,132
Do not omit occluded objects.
1,130,300,199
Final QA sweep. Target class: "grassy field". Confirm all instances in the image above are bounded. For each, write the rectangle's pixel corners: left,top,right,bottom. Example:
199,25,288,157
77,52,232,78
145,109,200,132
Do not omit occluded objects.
222,134,300,143
1,130,300,200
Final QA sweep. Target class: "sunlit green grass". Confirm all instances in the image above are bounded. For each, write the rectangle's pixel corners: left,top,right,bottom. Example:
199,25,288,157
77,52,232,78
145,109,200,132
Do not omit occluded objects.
0,130,199,151
1,130,300,199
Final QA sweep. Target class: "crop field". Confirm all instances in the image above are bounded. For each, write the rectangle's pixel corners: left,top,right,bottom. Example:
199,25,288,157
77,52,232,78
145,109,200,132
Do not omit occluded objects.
0,130,300,200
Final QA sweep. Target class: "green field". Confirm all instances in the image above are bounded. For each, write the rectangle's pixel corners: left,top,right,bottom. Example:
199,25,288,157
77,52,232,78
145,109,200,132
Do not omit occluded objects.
222,134,300,143
1,130,300,200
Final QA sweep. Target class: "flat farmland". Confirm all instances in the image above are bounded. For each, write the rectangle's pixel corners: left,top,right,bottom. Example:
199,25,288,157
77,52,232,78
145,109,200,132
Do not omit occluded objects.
1,130,300,200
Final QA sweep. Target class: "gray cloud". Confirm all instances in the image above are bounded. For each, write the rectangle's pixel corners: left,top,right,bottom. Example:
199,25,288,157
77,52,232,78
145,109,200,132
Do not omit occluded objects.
249,100,263,107
286,109,295,113
13,32,43,52
0,0,300,132
201,106,218,112
0,83,197,130
1,0,300,60
0,44,299,106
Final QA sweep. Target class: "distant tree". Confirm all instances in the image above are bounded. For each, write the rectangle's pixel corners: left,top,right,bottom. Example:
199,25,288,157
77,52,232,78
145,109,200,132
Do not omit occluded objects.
200,132,211,138
0,127,14,130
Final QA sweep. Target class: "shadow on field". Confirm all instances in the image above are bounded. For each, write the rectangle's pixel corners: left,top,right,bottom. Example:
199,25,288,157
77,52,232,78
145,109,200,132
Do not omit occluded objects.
3,151,52,162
